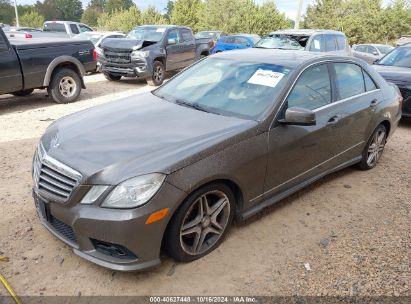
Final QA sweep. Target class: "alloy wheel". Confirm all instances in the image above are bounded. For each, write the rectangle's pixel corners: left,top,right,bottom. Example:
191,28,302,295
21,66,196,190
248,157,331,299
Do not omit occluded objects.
58,76,77,98
179,190,231,255
154,66,164,83
367,128,386,167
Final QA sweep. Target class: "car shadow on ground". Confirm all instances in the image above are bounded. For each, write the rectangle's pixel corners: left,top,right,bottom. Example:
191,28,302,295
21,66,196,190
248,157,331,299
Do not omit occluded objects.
399,117,411,128
0,76,148,115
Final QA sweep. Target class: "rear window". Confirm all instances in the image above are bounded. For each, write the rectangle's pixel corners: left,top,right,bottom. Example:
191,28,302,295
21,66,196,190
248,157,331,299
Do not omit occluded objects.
44,23,66,33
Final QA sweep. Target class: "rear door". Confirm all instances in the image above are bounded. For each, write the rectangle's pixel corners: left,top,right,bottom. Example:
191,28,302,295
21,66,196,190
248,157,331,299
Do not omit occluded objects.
0,31,22,94
179,28,196,65
328,62,381,159
263,63,345,199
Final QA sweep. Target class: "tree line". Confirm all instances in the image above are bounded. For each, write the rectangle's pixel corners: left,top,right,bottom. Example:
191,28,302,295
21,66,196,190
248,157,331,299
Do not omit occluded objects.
0,0,410,44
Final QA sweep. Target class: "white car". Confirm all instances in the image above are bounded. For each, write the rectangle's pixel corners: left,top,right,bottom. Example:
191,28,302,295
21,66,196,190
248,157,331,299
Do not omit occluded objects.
352,44,394,64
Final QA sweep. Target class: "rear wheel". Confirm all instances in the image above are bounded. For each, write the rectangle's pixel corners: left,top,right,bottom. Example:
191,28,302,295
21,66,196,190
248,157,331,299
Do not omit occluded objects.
12,89,34,97
146,61,165,86
104,72,122,81
358,124,387,170
47,68,81,104
165,183,235,262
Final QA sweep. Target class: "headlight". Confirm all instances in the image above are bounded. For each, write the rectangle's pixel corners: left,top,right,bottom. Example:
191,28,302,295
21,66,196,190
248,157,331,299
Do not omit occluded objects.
101,173,165,209
80,186,109,205
131,50,150,59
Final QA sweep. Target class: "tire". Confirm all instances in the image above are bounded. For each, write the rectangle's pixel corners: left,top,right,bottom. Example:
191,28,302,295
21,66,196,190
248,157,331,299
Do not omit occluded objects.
47,68,81,104
146,61,165,86
165,182,235,262
12,89,34,97
357,124,387,170
104,73,122,81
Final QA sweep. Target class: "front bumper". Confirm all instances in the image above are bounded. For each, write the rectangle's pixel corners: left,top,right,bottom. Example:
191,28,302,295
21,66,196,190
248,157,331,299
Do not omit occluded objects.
100,57,151,78
32,181,186,271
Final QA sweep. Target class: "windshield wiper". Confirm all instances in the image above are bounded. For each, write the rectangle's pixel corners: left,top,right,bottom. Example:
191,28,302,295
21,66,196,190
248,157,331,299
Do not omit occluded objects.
174,99,221,115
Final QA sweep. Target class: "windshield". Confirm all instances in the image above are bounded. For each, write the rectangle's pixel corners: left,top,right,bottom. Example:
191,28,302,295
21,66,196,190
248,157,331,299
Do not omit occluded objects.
376,45,393,55
154,57,291,120
378,47,411,68
195,31,218,39
73,32,102,44
127,26,166,42
254,35,304,50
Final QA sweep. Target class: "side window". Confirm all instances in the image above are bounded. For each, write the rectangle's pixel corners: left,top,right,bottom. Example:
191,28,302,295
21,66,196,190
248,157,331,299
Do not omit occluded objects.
356,45,366,52
180,29,193,42
0,33,8,51
334,63,365,100
70,24,80,34
310,35,325,52
235,37,249,46
324,34,337,52
367,46,377,55
79,25,92,33
223,37,235,44
287,64,332,110
363,70,377,91
167,29,181,44
336,35,346,50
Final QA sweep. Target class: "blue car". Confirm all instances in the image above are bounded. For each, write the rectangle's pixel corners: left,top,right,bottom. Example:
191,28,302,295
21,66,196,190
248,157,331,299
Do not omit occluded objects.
212,34,260,53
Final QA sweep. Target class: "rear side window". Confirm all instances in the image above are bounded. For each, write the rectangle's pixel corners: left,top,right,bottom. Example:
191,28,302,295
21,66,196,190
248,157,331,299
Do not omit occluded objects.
334,63,365,100
180,29,193,41
0,33,8,51
363,70,377,91
222,37,235,44
70,24,79,34
310,35,325,52
235,37,249,46
44,23,66,32
287,64,331,110
336,35,347,50
324,34,337,52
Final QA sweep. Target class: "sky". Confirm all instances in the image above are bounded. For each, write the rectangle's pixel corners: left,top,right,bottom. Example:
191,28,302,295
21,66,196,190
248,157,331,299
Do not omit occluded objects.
16,0,317,20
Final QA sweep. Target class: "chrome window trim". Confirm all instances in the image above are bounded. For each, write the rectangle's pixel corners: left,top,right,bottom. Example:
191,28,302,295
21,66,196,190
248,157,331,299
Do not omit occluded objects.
270,59,380,128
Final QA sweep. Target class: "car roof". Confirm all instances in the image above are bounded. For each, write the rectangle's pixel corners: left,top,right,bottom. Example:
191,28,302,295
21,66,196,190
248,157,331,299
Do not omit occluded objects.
357,43,392,47
212,48,355,68
271,29,345,36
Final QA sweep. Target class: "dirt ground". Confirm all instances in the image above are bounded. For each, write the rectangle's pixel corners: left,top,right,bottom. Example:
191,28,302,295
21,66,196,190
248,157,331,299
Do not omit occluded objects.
0,74,410,297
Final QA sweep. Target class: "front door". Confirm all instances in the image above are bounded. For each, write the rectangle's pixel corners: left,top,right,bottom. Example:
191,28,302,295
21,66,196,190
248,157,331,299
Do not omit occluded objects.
165,29,184,71
263,63,345,199
0,32,22,94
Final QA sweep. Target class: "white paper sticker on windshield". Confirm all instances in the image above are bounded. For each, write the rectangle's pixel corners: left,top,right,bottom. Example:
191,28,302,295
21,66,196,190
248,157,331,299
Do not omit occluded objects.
156,28,166,33
314,39,320,49
247,70,285,87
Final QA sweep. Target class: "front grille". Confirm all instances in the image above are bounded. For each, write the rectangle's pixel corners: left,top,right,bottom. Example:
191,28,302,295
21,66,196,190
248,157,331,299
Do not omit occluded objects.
33,144,82,203
49,213,77,244
104,49,132,63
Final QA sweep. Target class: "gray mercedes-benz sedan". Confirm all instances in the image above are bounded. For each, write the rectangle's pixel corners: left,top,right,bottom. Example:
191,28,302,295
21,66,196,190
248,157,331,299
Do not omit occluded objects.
32,49,402,271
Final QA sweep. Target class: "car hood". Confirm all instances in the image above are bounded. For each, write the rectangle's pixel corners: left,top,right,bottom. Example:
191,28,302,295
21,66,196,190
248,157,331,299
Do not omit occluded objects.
372,64,411,85
41,92,257,185
101,38,157,50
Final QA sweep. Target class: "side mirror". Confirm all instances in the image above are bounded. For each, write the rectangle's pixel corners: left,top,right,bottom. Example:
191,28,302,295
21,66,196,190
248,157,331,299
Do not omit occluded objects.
167,38,177,45
279,107,316,126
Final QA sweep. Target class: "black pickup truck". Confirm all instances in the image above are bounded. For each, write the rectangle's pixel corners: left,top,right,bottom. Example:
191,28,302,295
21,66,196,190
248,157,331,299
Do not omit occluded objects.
99,25,213,86
0,27,96,104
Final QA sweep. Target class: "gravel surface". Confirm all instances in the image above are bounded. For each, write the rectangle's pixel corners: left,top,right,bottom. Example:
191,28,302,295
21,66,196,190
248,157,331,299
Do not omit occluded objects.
0,74,410,296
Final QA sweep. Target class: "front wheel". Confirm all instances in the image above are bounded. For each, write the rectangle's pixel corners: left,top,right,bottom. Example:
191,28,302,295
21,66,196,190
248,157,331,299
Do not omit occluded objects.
47,68,81,104
357,124,387,170
146,61,165,86
165,183,235,262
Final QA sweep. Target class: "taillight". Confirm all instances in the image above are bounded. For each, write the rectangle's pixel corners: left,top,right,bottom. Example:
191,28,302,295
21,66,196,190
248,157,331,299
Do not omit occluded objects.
25,33,32,38
93,49,97,61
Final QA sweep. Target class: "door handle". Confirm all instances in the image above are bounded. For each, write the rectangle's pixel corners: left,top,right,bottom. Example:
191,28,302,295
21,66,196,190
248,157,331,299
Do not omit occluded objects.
327,115,341,125
370,99,379,107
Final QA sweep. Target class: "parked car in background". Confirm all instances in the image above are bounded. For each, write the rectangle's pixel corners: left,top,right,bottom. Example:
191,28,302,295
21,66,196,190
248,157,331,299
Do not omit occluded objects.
396,35,411,46
100,25,213,86
195,31,226,51
42,21,93,38
4,27,43,39
212,34,260,53
0,27,96,103
32,49,401,271
352,44,394,64
373,44,411,117
73,31,126,72
254,29,351,56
